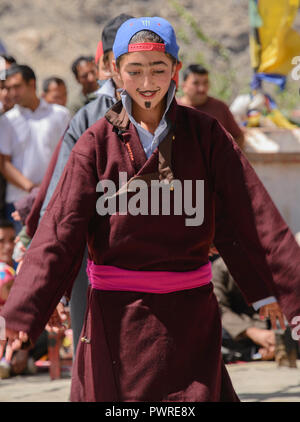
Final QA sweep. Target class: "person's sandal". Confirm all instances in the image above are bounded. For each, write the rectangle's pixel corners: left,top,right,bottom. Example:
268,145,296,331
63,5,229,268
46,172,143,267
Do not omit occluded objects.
0,358,11,379
275,328,298,368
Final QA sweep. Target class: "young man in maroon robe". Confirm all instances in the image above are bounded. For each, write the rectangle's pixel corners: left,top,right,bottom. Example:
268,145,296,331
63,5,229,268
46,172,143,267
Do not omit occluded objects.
1,17,300,402
178,64,245,149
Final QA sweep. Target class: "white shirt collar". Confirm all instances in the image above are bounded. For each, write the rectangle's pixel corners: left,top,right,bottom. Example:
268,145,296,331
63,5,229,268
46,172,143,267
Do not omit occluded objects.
16,97,49,114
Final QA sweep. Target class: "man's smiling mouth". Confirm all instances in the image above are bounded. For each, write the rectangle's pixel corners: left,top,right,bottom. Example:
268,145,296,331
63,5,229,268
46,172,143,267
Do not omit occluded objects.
137,89,160,98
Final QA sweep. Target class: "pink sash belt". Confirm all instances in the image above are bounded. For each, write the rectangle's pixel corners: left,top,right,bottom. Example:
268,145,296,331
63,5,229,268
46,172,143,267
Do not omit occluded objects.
86,259,212,294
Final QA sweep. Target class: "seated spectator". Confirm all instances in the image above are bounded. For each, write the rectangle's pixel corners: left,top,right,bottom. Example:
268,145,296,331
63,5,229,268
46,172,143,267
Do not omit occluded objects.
0,218,48,379
42,76,67,107
177,64,245,149
212,255,276,362
0,219,15,268
0,262,15,312
69,55,100,114
0,64,70,233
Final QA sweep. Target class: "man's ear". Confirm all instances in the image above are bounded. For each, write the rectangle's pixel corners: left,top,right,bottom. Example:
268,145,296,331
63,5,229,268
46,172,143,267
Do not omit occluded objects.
29,79,36,90
112,59,118,74
171,63,176,79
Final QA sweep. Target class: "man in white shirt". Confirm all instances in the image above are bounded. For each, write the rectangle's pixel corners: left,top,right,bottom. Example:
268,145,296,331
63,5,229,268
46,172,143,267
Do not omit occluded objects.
0,64,70,231
0,54,17,219
0,54,17,116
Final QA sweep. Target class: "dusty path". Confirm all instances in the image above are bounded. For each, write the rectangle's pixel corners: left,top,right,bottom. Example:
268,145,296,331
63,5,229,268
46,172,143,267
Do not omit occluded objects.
1,361,300,402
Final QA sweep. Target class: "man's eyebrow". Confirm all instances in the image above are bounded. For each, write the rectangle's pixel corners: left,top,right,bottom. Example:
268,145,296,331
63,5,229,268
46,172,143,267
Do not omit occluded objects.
126,61,168,67
126,62,143,67
149,61,168,66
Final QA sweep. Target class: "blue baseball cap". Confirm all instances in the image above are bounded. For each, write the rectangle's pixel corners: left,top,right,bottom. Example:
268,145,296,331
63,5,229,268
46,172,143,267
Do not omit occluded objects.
113,17,179,61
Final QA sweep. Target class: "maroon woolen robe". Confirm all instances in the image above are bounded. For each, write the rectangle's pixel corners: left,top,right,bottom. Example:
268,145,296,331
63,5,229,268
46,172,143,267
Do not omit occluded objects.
1,99,300,402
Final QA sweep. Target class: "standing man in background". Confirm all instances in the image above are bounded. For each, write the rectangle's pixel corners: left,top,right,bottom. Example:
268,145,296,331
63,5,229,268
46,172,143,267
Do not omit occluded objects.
70,55,100,114
42,76,68,107
0,54,17,219
0,54,17,115
178,64,245,149
0,65,70,232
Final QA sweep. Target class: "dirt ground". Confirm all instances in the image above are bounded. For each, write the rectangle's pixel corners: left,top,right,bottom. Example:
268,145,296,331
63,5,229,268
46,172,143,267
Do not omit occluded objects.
1,360,300,402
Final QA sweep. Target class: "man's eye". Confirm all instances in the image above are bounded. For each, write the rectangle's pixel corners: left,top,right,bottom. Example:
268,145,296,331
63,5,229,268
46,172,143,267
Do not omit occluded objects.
154,70,165,74
128,71,140,76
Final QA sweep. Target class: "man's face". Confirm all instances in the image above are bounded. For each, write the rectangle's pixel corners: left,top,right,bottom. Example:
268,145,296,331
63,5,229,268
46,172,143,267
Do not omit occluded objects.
0,80,14,112
0,227,15,265
0,60,16,112
76,60,99,94
43,82,67,106
5,73,35,107
117,50,175,112
182,72,210,106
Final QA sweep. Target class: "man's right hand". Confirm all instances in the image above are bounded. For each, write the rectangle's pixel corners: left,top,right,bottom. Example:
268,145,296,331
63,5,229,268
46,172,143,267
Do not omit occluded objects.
0,328,29,362
245,326,275,349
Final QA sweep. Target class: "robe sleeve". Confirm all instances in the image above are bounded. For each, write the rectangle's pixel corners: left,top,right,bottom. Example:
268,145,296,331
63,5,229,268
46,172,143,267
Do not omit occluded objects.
0,131,98,344
211,119,300,326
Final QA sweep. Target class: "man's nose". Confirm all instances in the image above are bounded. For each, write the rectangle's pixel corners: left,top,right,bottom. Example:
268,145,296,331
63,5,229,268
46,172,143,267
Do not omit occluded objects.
142,73,154,89
10,88,17,97
87,72,96,82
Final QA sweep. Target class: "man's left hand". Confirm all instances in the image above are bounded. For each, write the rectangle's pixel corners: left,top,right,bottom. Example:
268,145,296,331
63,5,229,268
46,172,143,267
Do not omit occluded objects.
259,302,286,330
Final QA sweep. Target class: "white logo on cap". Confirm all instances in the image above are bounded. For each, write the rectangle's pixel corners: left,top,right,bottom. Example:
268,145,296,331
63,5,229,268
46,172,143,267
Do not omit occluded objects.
142,20,150,27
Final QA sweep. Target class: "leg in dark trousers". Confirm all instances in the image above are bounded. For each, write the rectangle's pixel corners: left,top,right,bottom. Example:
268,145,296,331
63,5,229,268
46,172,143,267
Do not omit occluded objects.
70,247,89,358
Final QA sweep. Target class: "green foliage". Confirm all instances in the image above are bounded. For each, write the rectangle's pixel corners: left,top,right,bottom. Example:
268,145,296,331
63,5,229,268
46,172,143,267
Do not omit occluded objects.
210,72,234,103
275,80,300,114
167,0,230,62
167,0,299,110
167,0,236,102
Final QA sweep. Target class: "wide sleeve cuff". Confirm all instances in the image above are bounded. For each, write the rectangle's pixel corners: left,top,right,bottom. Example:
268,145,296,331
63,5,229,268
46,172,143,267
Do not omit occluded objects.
252,296,277,311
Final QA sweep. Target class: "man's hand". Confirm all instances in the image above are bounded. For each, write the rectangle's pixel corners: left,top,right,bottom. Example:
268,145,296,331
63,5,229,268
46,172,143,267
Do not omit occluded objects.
259,302,286,330
11,211,21,222
245,327,275,349
0,328,29,362
45,302,70,334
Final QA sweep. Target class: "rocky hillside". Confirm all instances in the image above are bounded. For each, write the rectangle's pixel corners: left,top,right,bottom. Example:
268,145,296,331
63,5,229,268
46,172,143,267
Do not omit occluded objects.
0,0,299,106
